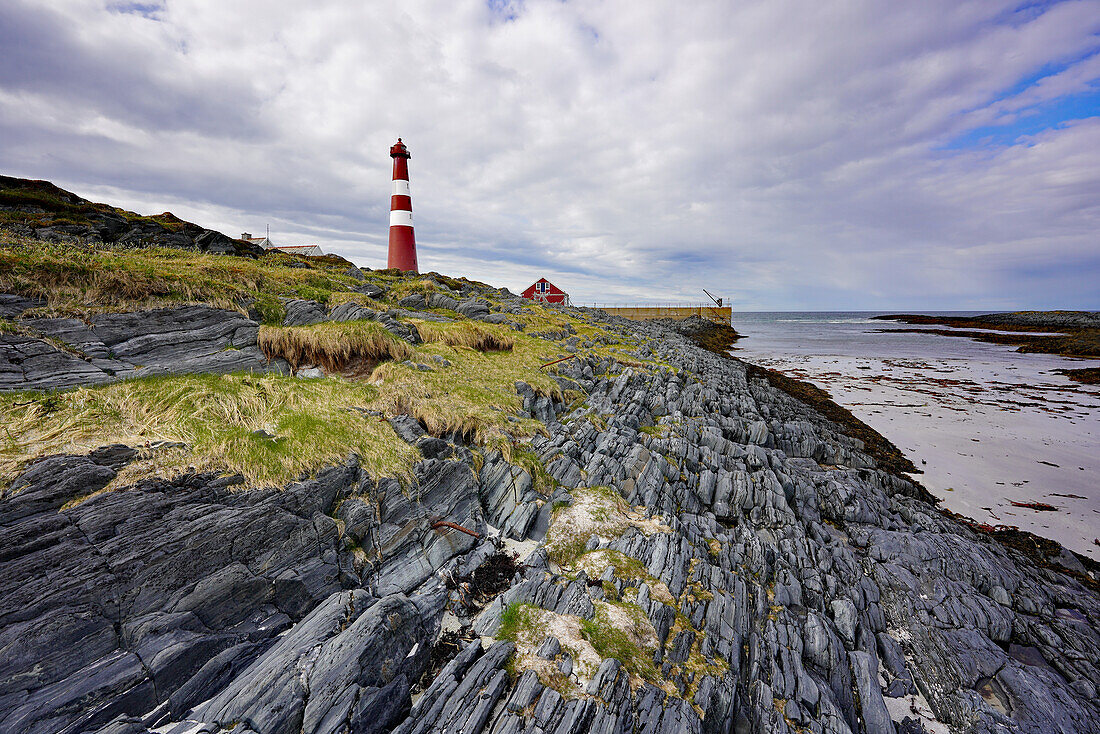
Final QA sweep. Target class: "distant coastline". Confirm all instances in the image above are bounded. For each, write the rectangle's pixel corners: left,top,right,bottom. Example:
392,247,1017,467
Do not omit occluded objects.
872,311,1100,384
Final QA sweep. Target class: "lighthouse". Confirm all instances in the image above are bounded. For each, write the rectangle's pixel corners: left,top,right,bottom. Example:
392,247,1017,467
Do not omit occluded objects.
387,138,418,272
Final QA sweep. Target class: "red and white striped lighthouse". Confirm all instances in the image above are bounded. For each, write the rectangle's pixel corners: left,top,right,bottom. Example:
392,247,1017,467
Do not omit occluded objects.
387,138,418,272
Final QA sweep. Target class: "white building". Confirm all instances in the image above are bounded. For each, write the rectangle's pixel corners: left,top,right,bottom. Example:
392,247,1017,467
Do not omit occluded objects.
241,233,323,256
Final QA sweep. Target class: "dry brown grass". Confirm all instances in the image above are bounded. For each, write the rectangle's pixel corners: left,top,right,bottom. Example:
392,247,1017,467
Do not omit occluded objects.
415,321,515,352
258,321,412,373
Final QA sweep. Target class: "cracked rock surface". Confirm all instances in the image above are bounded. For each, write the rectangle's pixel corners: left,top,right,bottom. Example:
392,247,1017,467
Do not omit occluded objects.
0,311,1097,734
0,305,278,391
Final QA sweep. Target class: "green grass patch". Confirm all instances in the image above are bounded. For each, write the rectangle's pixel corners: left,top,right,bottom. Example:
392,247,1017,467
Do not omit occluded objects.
579,602,659,683
385,276,441,302
508,443,558,494
594,549,649,580
546,536,590,568
0,236,365,316
496,602,542,642
544,486,634,568
0,372,420,491
370,329,562,442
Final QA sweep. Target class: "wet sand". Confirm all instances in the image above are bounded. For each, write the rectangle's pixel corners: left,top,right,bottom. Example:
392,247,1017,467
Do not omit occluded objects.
734,323,1100,559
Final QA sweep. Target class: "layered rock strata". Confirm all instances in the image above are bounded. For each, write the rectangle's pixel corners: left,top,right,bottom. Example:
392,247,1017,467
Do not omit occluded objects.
0,309,1097,734
0,291,515,390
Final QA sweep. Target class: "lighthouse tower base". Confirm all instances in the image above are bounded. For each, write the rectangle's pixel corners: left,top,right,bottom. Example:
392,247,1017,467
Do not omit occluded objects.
388,226,418,272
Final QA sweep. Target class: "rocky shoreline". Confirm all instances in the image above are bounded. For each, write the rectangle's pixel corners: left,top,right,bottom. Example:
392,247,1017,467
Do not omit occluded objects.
1,288,1098,734
872,313,1100,385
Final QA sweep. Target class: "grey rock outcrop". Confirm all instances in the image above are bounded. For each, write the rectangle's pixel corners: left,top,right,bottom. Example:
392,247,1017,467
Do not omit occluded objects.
456,300,491,319
0,175,265,256
283,299,329,326
0,305,276,391
1,300,1097,734
0,457,361,734
0,445,491,734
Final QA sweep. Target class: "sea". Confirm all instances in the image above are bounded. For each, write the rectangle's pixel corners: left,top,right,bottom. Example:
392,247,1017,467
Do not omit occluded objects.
728,312,1100,559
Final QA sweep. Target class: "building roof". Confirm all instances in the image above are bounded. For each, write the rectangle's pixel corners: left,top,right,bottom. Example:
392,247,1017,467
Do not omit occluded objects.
265,244,324,256
240,230,323,256
522,278,567,293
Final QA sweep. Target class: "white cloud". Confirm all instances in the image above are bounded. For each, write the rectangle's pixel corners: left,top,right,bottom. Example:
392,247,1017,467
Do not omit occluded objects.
1,0,1098,308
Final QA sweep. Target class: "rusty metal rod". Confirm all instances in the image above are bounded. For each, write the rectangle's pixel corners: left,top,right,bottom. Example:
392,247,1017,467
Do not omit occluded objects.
539,354,576,369
431,520,481,539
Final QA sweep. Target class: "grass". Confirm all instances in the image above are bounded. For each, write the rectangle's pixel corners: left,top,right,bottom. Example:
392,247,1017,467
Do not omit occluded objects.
545,486,630,567
572,548,678,606
368,327,563,442
579,602,660,684
496,603,580,696
507,443,559,494
544,486,670,568
415,320,515,352
0,261,639,493
0,235,364,318
496,602,542,643
0,372,420,492
251,293,287,325
386,276,442,302
547,535,591,569
0,178,180,231
496,598,661,695
258,320,413,373
0,236,681,500
578,549,647,581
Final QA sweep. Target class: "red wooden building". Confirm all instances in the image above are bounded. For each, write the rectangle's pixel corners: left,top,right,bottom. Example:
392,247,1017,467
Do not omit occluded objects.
521,278,570,305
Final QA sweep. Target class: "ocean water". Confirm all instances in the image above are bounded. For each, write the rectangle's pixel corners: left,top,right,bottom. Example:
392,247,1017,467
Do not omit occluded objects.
729,312,1100,558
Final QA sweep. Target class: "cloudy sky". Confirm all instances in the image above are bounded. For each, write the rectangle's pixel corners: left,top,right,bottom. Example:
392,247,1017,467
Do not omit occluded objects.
2,0,1098,309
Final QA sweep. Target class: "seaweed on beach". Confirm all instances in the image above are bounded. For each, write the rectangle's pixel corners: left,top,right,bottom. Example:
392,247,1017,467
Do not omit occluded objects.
1055,367,1100,385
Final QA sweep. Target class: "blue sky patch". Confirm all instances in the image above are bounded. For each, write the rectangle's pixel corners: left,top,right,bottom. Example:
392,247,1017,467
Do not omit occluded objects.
944,87,1100,150
107,2,164,19
942,43,1100,151
486,0,523,23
